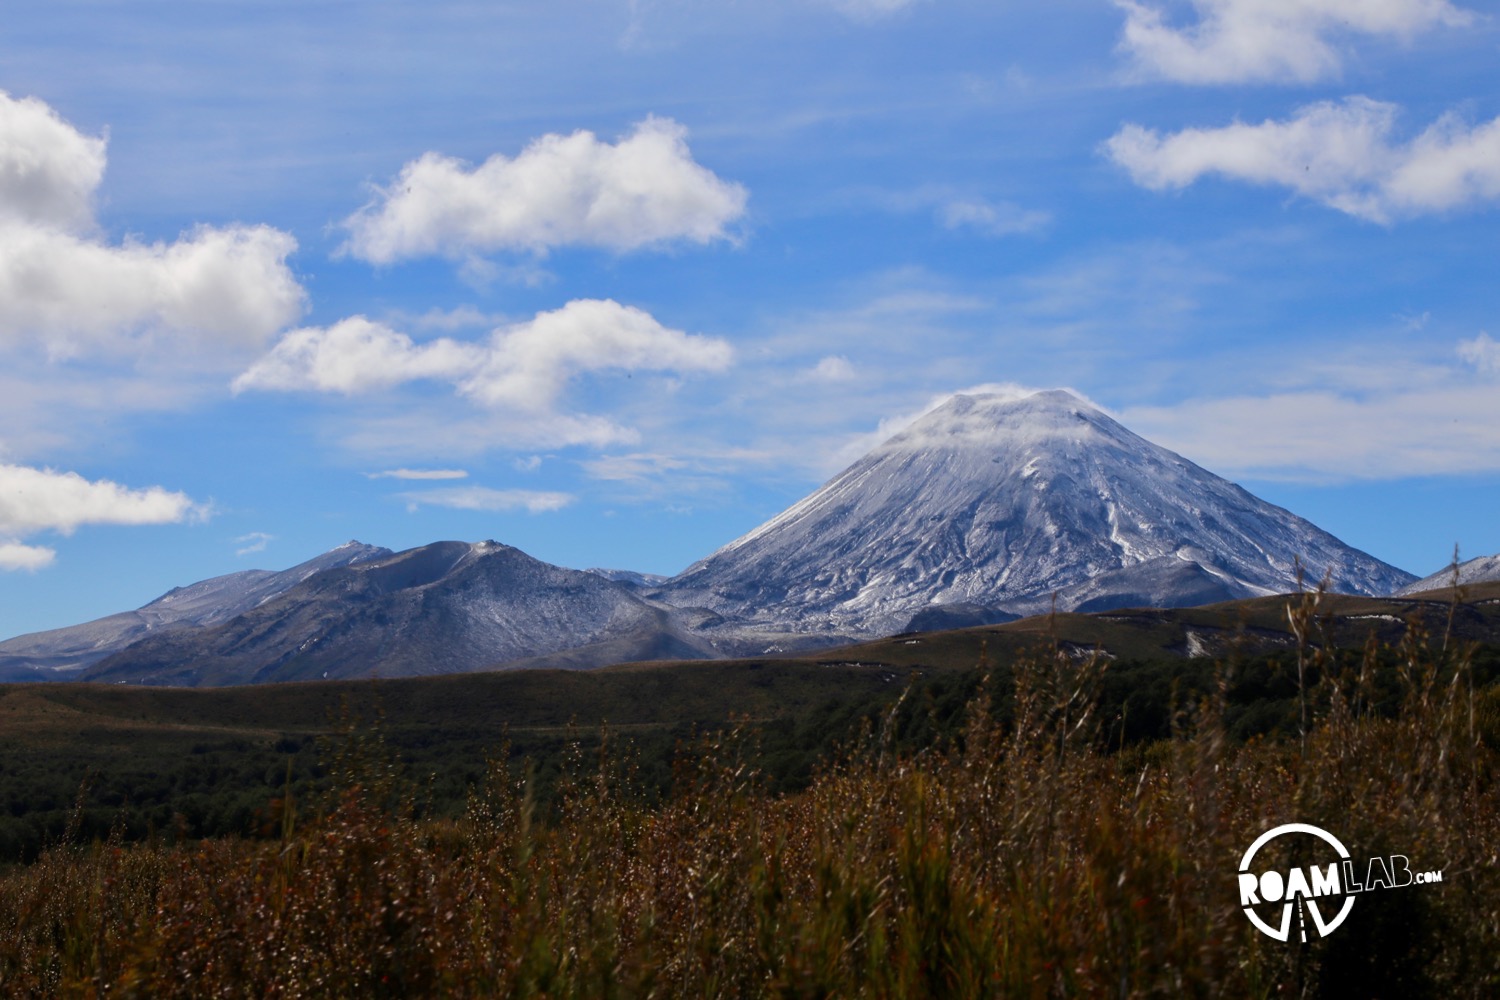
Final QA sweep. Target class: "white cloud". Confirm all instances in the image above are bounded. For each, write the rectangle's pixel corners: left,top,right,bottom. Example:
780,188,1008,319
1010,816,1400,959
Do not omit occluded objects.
236,300,733,449
0,463,205,570
513,455,544,473
1123,384,1500,481
398,486,574,513
0,541,55,572
806,355,856,382
1105,98,1500,222
231,317,482,395
1,223,305,358
0,91,106,232
939,198,1051,237
235,531,273,556
459,299,733,409
366,468,470,480
0,92,304,358
400,305,502,333
1114,0,1474,84
1118,338,1500,482
340,117,747,264
1459,332,1500,375
580,452,688,482
0,463,205,536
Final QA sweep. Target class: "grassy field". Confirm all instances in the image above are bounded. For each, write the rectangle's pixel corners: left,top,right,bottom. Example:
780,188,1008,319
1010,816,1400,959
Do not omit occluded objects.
1,586,1498,995
2,584,1498,863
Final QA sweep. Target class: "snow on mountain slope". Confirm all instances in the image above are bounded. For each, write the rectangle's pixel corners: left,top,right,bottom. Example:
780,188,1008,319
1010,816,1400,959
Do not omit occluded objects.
0,541,390,678
83,540,717,686
1397,553,1500,596
661,389,1415,636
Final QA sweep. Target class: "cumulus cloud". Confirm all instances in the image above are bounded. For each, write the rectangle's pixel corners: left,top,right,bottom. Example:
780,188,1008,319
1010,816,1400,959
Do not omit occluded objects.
1105,98,1500,222
1,223,304,358
235,299,733,447
459,299,734,409
0,463,205,570
340,117,747,264
0,92,106,232
397,486,574,513
0,463,205,536
1114,0,1474,84
234,301,738,470
366,468,470,481
0,541,55,572
0,91,304,357
232,317,481,395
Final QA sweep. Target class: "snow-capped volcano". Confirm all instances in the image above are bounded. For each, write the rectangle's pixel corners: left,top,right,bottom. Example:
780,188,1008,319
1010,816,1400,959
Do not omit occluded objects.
662,389,1415,635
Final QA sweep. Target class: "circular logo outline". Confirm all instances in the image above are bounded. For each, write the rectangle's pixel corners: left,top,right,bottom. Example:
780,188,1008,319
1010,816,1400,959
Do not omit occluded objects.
1238,822,1355,941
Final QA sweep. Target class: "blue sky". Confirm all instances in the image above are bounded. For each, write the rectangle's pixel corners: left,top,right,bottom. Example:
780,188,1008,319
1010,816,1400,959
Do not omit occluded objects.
2,0,1498,637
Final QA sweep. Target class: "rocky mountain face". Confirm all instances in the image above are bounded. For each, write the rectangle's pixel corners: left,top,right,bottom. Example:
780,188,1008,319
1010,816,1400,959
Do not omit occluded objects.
658,390,1415,638
1397,553,1500,596
0,541,390,681
82,541,715,686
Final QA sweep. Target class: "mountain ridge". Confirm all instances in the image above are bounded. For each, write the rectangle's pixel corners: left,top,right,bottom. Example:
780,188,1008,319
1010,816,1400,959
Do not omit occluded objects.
0,541,391,681
81,540,717,686
1398,553,1500,596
